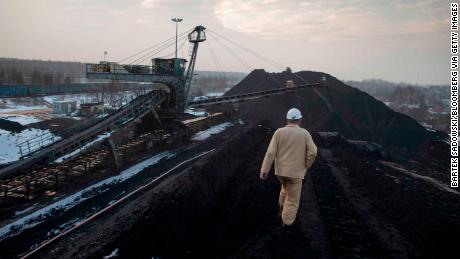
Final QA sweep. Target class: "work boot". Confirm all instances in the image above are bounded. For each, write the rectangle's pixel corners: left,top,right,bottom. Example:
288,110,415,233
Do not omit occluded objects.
281,222,295,236
282,220,299,229
282,222,294,228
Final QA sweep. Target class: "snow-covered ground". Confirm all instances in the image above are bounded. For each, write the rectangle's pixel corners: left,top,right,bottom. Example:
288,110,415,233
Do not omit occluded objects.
0,150,176,241
0,98,49,126
207,92,225,97
44,94,94,107
191,122,234,141
0,128,61,165
0,106,48,114
0,97,48,112
185,108,207,116
103,248,119,258
0,90,145,125
0,115,42,125
44,90,144,109
0,104,48,114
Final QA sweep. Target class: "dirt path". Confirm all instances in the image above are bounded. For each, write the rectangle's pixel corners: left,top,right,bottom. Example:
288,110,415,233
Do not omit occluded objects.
379,160,460,196
316,149,414,258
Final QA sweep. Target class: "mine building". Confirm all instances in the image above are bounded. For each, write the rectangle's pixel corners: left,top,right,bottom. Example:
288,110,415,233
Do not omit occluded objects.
52,100,77,115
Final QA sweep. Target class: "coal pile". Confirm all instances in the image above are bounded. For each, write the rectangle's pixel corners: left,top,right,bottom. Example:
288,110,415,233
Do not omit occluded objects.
8,71,451,259
220,69,430,147
38,125,457,259
0,118,26,132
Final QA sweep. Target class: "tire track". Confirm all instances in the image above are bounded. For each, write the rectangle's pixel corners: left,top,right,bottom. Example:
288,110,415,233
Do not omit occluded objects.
309,149,412,258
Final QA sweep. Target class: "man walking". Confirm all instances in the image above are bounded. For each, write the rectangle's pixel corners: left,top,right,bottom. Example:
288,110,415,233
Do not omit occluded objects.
260,108,317,226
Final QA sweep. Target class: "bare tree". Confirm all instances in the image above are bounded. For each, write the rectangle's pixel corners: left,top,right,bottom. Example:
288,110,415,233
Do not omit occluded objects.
31,70,43,84
43,72,54,86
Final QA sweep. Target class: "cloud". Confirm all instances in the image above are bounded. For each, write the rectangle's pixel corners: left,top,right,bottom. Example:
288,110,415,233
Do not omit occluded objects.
213,0,449,42
0,0,451,84
140,0,202,9
141,0,155,8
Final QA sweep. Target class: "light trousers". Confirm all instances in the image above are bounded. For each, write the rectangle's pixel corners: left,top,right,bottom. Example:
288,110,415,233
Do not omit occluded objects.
277,176,303,225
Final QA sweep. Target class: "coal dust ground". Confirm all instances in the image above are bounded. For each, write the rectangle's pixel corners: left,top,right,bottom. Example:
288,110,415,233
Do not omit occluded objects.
23,123,458,259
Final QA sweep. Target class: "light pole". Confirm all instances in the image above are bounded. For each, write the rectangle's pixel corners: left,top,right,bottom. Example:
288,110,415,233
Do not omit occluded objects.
171,18,183,59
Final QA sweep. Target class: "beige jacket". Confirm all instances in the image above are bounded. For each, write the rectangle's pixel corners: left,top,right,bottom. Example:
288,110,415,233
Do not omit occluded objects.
261,124,317,179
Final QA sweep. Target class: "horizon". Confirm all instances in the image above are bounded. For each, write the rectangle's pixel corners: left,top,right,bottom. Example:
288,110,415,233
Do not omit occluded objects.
0,56,449,87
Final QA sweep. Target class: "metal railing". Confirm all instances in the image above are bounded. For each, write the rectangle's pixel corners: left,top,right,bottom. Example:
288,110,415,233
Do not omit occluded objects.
14,90,168,161
86,63,178,76
86,63,153,75
16,89,157,159
18,132,61,157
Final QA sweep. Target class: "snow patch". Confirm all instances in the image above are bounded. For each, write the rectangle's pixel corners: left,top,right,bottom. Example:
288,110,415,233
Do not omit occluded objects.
14,203,39,216
207,92,224,97
103,248,119,258
0,105,48,114
44,90,146,109
0,151,175,241
185,108,207,116
0,128,61,164
191,122,233,141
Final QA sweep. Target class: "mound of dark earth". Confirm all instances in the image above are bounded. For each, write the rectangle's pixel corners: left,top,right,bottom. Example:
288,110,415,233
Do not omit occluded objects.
38,124,457,259
27,117,89,136
217,69,430,147
0,118,26,132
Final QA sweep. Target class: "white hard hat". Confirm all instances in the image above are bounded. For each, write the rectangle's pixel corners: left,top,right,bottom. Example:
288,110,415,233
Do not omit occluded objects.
286,108,302,120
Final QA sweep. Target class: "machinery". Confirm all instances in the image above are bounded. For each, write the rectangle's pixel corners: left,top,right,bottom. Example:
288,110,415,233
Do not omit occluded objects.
86,25,206,115
0,24,326,186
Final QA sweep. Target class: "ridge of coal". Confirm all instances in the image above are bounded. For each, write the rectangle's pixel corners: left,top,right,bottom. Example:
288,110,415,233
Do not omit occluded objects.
222,69,430,147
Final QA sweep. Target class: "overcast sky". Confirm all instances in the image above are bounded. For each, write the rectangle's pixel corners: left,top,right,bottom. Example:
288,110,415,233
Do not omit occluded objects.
0,0,452,85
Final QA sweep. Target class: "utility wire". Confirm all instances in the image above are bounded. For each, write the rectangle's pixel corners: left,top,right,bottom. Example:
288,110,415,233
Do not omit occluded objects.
117,27,194,64
207,28,285,70
208,28,333,111
208,30,283,86
207,29,284,86
130,32,189,65
207,32,252,71
206,40,226,80
158,36,188,59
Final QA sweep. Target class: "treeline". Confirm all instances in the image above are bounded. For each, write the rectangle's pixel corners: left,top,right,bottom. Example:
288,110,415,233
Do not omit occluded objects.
0,58,85,85
346,79,450,131
388,86,444,108
346,79,406,100
1,69,75,85
191,71,246,96
346,79,449,104
0,58,246,91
